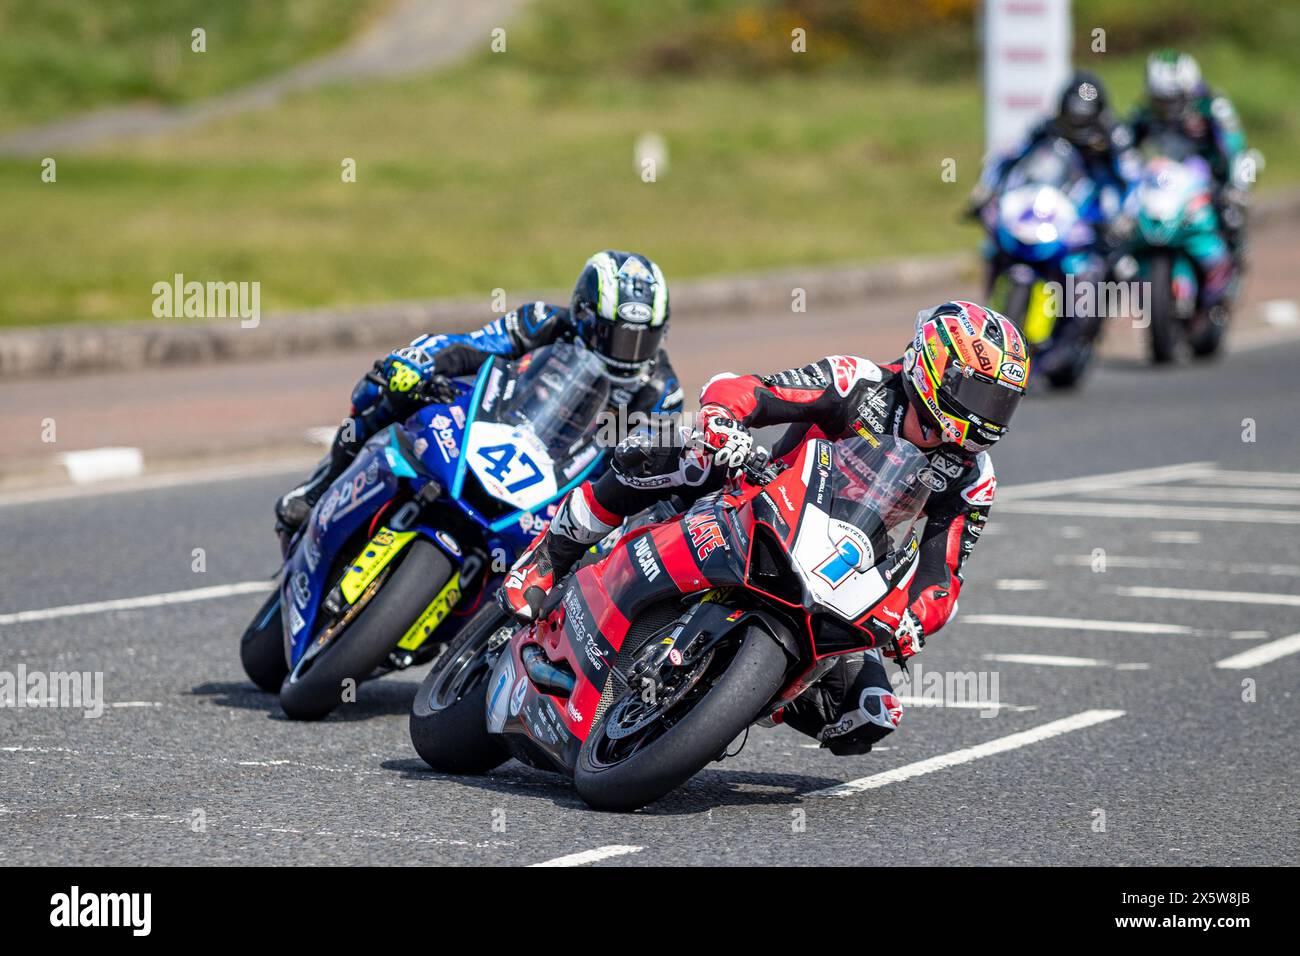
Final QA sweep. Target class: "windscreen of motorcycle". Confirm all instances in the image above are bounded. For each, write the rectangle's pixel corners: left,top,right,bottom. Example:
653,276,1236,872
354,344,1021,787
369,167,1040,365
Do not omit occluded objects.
1137,156,1211,224
999,184,1079,247
466,343,610,512
789,437,931,620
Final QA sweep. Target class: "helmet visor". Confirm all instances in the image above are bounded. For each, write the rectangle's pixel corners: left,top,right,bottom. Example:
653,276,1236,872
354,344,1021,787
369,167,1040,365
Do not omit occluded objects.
938,366,1023,436
586,318,665,371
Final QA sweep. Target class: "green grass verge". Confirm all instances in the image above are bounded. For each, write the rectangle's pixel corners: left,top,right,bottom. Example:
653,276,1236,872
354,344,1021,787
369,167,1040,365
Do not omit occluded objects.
0,0,390,132
2,0,1296,327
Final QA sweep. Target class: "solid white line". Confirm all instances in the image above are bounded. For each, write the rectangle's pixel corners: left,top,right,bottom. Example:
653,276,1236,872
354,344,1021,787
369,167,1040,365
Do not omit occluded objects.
528,845,645,867
1215,633,1300,670
997,462,1214,502
0,581,274,626
1116,585,1300,608
809,709,1125,797
0,456,315,509
959,613,1193,635
996,500,1300,524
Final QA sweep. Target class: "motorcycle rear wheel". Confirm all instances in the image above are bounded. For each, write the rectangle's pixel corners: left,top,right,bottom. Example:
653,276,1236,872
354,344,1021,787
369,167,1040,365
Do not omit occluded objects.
239,589,287,692
574,625,787,812
1148,254,1179,364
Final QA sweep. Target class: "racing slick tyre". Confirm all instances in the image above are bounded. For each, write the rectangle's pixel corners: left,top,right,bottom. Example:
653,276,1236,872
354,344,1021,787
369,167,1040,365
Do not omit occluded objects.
1188,309,1227,359
1148,254,1178,364
240,589,288,693
280,540,451,721
409,603,511,774
574,625,788,812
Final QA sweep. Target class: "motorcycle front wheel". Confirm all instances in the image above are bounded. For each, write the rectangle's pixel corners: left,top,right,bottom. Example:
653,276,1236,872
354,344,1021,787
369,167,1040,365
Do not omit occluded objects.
279,539,452,720
574,625,787,812
409,602,511,774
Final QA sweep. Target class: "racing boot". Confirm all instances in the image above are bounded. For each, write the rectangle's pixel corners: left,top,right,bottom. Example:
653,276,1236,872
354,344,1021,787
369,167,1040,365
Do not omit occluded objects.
274,415,365,539
498,484,619,621
782,650,902,756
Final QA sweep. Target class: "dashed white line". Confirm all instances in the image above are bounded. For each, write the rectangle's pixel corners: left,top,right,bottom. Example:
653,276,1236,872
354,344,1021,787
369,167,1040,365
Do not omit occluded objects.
1091,486,1300,506
1116,585,1300,608
959,613,1193,635
1056,554,1300,577
995,579,1048,591
528,845,645,867
0,580,274,626
57,446,144,485
1150,530,1202,544
981,653,1146,669
1215,632,1300,670
997,462,1214,502
808,709,1125,797
894,695,1036,713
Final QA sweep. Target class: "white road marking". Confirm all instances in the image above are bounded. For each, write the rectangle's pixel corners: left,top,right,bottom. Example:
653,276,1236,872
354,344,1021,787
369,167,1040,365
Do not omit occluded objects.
1215,632,1300,669
997,500,1300,524
981,653,1145,669
1150,530,1202,544
1191,469,1300,488
995,579,1048,591
109,701,163,709
895,695,1036,713
1230,631,1269,640
57,446,144,485
998,462,1214,502
808,709,1125,797
1056,554,1300,577
304,426,337,447
0,581,274,626
1116,585,1300,608
959,613,1193,635
1091,485,1300,505
528,845,645,867
1261,299,1299,327
0,456,314,509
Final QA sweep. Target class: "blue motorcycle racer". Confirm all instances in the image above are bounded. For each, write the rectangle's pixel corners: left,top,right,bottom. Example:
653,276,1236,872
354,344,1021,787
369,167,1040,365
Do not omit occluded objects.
275,250,684,543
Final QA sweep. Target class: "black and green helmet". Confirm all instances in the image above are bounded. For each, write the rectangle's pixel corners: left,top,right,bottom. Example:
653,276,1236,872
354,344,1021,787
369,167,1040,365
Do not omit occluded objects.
570,250,669,377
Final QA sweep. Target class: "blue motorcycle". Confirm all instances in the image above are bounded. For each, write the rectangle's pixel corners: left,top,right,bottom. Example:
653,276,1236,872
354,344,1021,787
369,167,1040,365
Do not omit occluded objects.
981,137,1118,388
239,342,611,719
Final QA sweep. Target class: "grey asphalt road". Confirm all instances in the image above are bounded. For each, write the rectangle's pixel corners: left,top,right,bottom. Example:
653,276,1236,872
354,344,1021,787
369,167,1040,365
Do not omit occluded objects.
1,338,1298,866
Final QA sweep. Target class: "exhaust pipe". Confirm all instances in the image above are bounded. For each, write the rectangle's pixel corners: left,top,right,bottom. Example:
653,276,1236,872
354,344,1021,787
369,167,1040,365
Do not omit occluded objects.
520,644,576,696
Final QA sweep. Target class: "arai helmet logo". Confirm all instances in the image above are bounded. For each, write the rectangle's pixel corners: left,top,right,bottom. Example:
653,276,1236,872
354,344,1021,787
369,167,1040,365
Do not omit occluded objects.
616,301,653,323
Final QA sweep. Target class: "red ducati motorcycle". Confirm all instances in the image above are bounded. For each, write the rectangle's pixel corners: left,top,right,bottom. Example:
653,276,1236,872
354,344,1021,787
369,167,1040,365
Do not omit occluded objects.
409,434,931,811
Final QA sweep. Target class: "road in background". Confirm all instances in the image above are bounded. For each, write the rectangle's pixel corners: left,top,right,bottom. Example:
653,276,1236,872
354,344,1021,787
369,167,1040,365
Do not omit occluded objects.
1,331,1296,865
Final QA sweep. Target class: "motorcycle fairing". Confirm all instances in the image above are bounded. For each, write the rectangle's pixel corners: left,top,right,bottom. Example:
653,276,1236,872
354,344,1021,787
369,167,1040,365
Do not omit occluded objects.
282,428,412,664
450,356,607,535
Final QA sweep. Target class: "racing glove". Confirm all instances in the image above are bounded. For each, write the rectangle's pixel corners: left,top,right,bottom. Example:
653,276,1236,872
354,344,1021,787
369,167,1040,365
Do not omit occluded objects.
381,346,455,403
883,608,925,660
696,404,754,473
